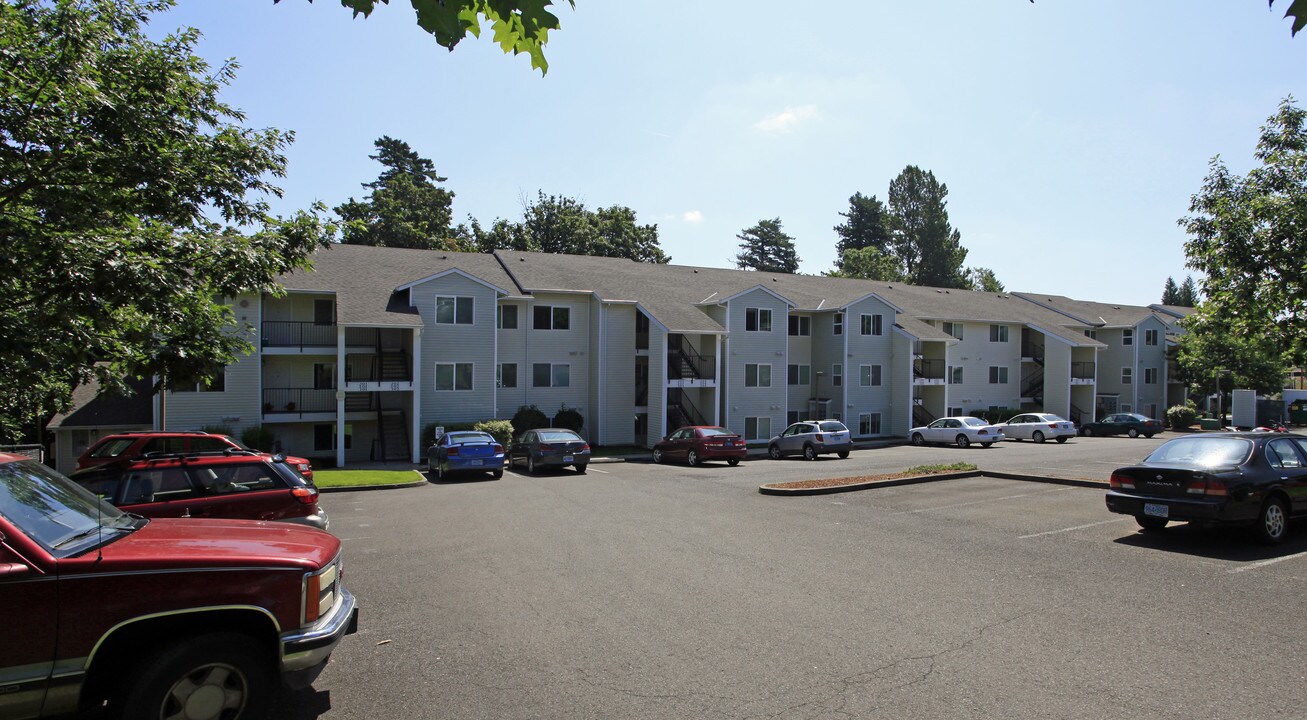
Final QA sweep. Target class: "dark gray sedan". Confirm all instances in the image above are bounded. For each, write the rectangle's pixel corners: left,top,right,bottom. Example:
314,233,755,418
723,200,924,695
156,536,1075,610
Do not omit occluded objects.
509,428,590,474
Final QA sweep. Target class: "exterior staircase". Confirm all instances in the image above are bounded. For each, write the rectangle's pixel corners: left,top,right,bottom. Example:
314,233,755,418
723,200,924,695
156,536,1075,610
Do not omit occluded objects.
375,410,410,462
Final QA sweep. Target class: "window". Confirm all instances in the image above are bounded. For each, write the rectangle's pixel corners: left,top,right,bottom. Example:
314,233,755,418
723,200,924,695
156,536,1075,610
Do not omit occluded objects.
788,315,811,336
314,424,353,452
313,363,335,390
171,370,226,393
787,364,811,386
1122,329,1134,346
745,364,772,388
533,305,570,330
1144,367,1158,385
1145,329,1158,346
435,362,473,391
313,299,334,326
943,322,964,340
988,366,1008,384
860,365,882,387
947,406,963,417
833,312,844,336
1121,367,1133,385
787,410,802,425
833,364,843,387
497,305,518,329
746,308,772,332
497,363,517,389
532,363,570,388
859,413,881,435
860,314,883,336
989,325,1009,343
436,296,474,325
744,416,772,441
1084,329,1097,339
949,366,964,385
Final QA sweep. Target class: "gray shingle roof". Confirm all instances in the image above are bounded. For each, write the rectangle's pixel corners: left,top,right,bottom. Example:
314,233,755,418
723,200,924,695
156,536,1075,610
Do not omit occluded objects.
48,375,154,429
1013,293,1178,329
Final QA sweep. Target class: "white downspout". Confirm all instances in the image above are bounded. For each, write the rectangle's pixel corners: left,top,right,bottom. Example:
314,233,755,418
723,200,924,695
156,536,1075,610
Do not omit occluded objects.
336,326,346,469
411,326,422,464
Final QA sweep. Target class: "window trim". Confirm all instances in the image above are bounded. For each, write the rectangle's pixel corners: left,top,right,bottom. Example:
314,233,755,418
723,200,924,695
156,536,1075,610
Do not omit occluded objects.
497,304,519,330
532,362,572,388
434,362,474,391
497,363,518,389
745,363,772,388
860,313,883,336
436,295,475,325
746,307,773,332
989,324,1009,343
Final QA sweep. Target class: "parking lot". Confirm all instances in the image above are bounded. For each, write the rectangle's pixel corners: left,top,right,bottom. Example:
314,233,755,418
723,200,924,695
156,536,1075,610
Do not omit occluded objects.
281,436,1307,719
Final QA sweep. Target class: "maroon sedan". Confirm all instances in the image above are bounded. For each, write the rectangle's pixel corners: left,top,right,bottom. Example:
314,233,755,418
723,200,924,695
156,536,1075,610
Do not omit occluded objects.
652,426,748,466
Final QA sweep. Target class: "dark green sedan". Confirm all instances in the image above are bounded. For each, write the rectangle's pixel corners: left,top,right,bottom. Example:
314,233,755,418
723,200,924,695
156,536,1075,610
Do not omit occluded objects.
1078,412,1163,438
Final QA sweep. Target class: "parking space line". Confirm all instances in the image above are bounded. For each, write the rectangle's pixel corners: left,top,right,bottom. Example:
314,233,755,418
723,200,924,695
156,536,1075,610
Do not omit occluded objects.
891,487,1072,515
588,468,610,474
1227,551,1307,574
1019,518,1127,539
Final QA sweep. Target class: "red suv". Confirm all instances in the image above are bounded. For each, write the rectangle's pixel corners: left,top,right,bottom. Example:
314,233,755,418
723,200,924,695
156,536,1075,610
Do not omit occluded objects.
70,450,329,530
0,452,358,719
77,431,314,480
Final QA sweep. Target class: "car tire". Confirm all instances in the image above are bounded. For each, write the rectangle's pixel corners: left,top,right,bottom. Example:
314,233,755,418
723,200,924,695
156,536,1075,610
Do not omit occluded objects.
652,448,664,464
576,464,587,474
837,451,850,459
527,455,537,475
1145,433,1156,439
1056,436,1069,444
1032,431,1045,444
687,450,700,467
803,445,817,461
982,443,993,448
1082,427,1094,437
727,458,740,466
768,444,783,460
1128,428,1140,438
492,469,504,479
1136,515,1169,532
955,434,970,448
911,433,925,446
1256,496,1289,545
118,632,271,720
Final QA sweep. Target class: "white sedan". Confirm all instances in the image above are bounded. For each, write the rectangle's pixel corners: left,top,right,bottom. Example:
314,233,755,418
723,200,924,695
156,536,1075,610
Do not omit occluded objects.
909,416,1005,448
996,413,1077,443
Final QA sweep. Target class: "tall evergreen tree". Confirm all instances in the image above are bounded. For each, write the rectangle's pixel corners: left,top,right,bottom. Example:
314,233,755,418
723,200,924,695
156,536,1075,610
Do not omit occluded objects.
825,247,904,281
1161,276,1180,305
1178,277,1199,307
335,136,462,250
734,218,800,273
886,166,968,288
833,192,892,272
967,267,1005,293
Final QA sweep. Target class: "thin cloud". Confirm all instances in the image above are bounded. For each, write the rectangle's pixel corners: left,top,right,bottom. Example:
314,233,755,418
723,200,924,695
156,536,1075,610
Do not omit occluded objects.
683,210,704,223
753,105,820,134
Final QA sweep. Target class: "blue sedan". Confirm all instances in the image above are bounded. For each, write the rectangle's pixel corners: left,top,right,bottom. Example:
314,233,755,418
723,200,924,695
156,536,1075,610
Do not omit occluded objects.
426,431,506,481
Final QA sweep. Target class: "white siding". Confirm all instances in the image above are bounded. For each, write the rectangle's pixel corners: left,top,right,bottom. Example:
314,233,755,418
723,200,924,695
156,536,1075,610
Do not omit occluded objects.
942,321,1023,414
600,303,638,446
845,298,895,434
724,290,789,440
413,274,499,425
521,292,592,432
890,331,913,436
1042,340,1072,418
164,294,264,434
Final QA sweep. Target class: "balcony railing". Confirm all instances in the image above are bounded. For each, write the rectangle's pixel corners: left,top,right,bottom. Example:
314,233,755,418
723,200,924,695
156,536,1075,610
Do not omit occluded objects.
913,358,945,381
1071,362,1095,380
345,353,412,383
263,388,336,415
263,321,336,349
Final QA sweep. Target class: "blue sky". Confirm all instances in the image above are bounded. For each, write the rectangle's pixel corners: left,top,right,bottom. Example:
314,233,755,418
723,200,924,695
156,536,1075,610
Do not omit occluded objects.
156,1,1307,307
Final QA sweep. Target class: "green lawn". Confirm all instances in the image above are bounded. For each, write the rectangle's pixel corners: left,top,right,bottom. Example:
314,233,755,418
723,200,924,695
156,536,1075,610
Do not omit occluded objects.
313,469,425,489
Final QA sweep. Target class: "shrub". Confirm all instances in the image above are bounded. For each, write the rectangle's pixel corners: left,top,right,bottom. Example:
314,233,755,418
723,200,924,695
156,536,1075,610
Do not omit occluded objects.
553,405,584,433
511,405,550,436
1167,403,1200,430
240,425,277,453
475,419,515,445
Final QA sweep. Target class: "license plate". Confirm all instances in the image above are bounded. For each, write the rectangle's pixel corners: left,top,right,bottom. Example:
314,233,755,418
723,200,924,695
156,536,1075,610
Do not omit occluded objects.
563,455,573,462
468,459,483,466
1144,503,1169,518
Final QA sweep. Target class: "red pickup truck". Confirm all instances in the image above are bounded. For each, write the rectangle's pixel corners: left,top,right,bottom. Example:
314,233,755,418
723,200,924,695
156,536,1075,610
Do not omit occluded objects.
0,452,358,719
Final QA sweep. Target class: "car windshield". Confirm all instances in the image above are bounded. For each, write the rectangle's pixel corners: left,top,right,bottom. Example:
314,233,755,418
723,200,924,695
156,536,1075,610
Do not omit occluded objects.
1145,437,1253,468
962,417,988,427
538,431,581,443
0,459,133,556
819,422,847,433
448,432,494,444
699,427,732,437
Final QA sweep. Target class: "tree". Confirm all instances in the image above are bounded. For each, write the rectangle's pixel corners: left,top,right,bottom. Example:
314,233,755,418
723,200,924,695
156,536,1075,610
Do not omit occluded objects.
1178,277,1199,306
1174,301,1287,401
833,192,892,272
1180,97,1307,368
886,166,969,288
471,192,670,263
0,0,331,439
824,247,904,282
1161,277,1180,305
734,219,800,274
967,267,1005,293
291,0,574,73
1271,0,1307,36
335,136,464,251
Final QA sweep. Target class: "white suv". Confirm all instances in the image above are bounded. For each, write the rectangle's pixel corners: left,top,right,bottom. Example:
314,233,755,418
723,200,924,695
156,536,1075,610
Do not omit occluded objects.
767,420,853,460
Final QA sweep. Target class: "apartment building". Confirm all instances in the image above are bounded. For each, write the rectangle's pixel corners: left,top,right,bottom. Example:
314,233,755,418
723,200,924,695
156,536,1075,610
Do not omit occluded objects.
48,245,1192,470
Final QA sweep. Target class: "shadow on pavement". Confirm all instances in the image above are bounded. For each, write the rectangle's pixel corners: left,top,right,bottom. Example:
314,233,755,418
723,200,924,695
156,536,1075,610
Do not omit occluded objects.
1112,522,1307,561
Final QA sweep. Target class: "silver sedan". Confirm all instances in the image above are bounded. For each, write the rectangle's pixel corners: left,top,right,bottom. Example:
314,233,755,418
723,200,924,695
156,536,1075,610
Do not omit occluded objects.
909,416,1005,448
996,413,1077,444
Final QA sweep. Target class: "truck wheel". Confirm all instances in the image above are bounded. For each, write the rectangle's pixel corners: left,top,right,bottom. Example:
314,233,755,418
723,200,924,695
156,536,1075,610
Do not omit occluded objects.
120,632,271,720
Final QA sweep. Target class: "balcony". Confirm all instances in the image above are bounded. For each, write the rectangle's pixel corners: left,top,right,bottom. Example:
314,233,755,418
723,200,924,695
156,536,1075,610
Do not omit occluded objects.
263,388,336,417
263,321,336,350
913,358,945,384
1071,362,1095,384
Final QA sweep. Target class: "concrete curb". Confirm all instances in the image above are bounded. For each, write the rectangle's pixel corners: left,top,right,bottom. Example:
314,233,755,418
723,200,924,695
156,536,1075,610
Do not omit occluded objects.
758,470,1108,496
320,477,429,493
